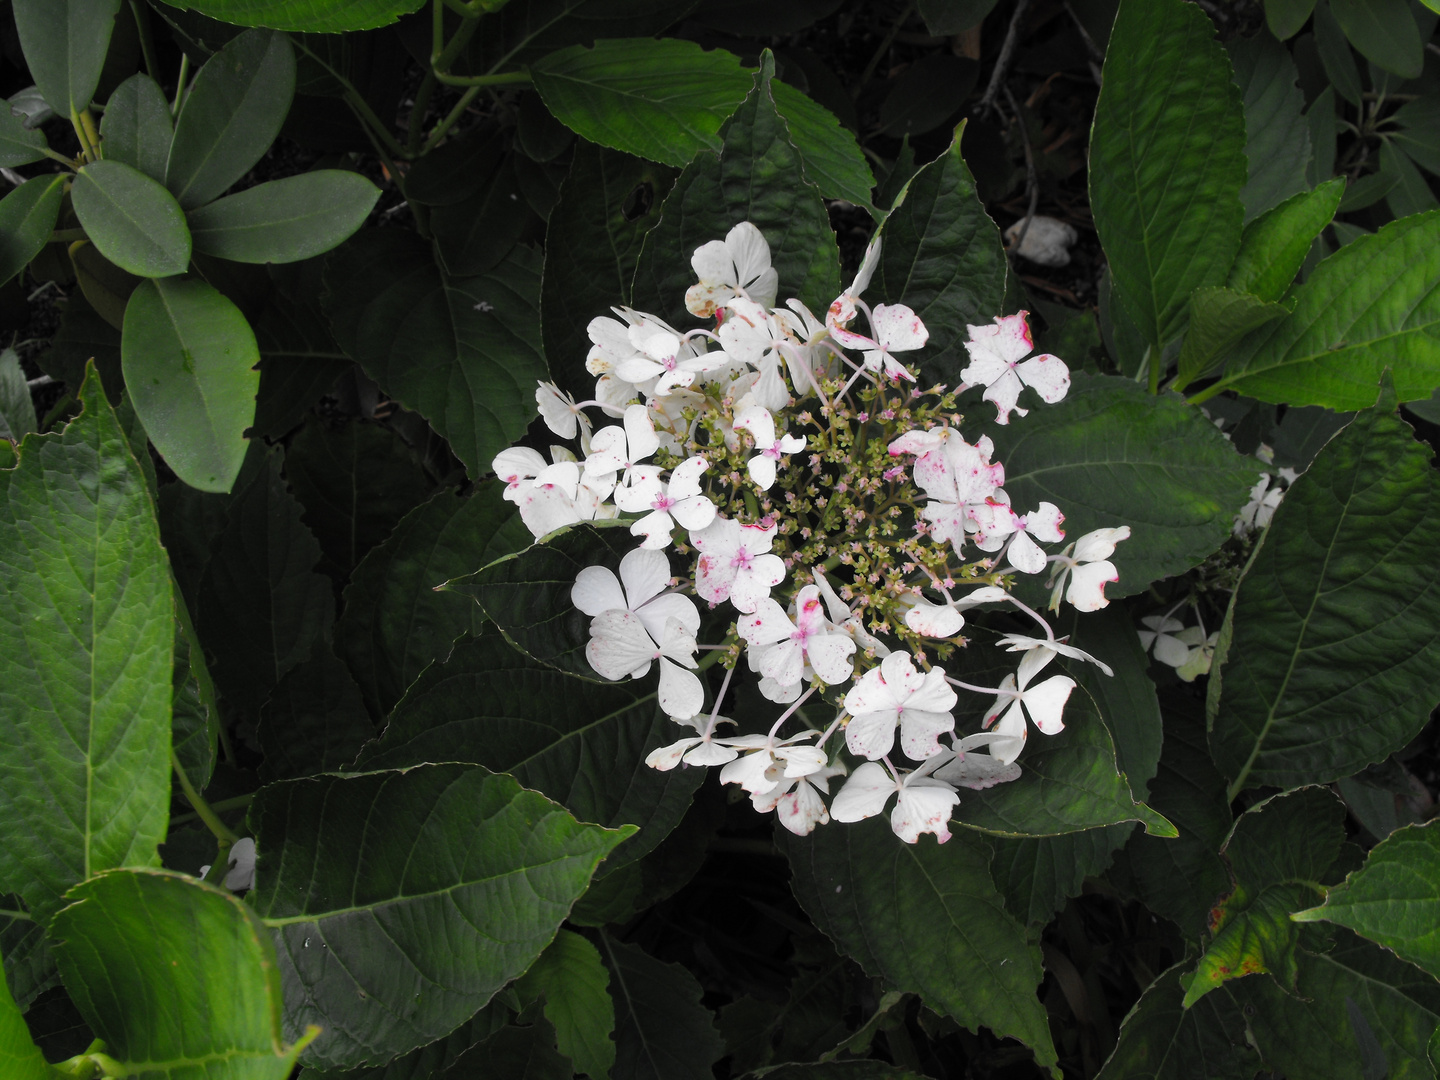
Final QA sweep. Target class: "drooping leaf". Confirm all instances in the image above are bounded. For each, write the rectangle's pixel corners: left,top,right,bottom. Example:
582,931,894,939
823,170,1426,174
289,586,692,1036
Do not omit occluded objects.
631,52,840,332
598,935,724,1080
1313,0,1364,106
1089,0,1247,350
71,160,192,278
1229,32,1312,223
1225,178,1344,304
257,644,374,782
516,929,615,1080
0,366,172,925
1,909,56,1010
1381,141,1439,220
1265,0,1316,39
0,96,48,168
121,275,260,492
0,175,65,288
1203,210,1440,408
248,763,631,1070
990,826,1132,931
1208,390,1440,795
770,79,875,208
0,961,49,1080
983,373,1255,596
1094,964,1258,1080
0,348,36,442
322,230,548,479
1393,96,1440,176
101,72,174,181
154,0,426,31
780,818,1057,1073
1330,0,1423,78
52,869,314,1079
188,171,380,264
166,28,296,209
11,0,121,117
1174,287,1288,389
355,627,703,871
468,0,696,72
873,120,1008,384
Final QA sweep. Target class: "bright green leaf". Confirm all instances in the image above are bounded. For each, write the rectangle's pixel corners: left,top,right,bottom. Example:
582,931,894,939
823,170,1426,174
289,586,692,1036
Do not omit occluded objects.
1330,0,1422,78
11,0,121,117
149,0,425,31
1226,178,1344,303
1095,964,1257,1080
101,72,173,182
1174,287,1288,390
1089,0,1247,350
770,79,875,208
0,347,36,442
0,366,172,925
1208,390,1440,794
121,275,259,492
166,28,296,209
248,763,631,1070
517,929,615,1080
0,97,48,168
531,38,752,168
1229,32,1312,222
71,160,192,277
1265,0,1316,39
0,962,49,1080
188,171,380,264
599,936,724,1080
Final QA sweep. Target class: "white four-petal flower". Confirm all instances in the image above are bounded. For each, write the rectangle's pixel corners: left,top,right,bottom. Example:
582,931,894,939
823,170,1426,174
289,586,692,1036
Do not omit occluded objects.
686,221,779,317
843,651,958,762
830,760,960,844
733,405,805,491
960,312,1070,424
738,584,857,690
1046,526,1131,612
982,648,1077,764
692,517,787,613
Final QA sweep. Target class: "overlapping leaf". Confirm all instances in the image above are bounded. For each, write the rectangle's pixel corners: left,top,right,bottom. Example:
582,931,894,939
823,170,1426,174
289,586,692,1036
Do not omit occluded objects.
152,0,426,32
599,936,724,1080
1095,965,1257,1080
11,0,119,116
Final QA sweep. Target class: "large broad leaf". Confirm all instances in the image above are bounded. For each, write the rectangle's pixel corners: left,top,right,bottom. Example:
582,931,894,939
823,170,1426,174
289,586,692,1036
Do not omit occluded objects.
531,38,752,169
1229,33,1311,223
770,79,875,208
598,936,725,1080
71,160,192,277
0,96,48,168
0,349,36,443
631,52,840,332
873,121,1008,384
1231,929,1440,1080
516,929,615,1080
541,140,676,398
52,869,314,1079
101,73,173,182
11,0,120,117
990,826,1132,931
0,366,172,924
256,644,373,782
250,258,353,437
1331,0,1423,78
983,373,1255,596
0,175,65,287
1224,178,1345,305
450,1018,572,1078
1197,211,1440,409
1174,287,1287,389
188,171,380,264
0,962,49,1080
1089,0,1247,350
1208,389,1440,795
1095,964,1257,1080
247,763,631,1070
150,0,425,31
166,28,296,209
322,230,547,479
122,275,260,493
355,627,703,871
780,818,1057,1073
430,157,529,279
296,1005,509,1080
1294,821,1440,981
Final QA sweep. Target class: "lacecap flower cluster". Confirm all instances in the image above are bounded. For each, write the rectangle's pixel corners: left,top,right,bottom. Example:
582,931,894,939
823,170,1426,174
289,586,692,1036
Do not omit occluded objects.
493,222,1131,844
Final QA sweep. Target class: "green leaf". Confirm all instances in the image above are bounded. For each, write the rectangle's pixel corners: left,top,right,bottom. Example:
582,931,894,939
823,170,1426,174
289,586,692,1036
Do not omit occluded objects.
121,275,259,492
101,72,173,181
1,906,55,1010
991,827,1132,931
1314,0,1364,106
1393,97,1440,176
0,175,63,290
403,128,505,207
516,929,615,1080
1232,929,1440,1080
983,373,1256,596
1208,393,1440,795
1226,178,1344,304
1294,821,1440,981
0,366,172,924
916,0,999,33
297,1005,510,1080
1174,287,1288,389
1096,964,1256,1080
1089,0,1247,350
780,818,1057,1073
1381,140,1439,220
188,171,379,264
355,627,703,872
11,0,121,117
1265,0,1316,39
322,230,548,479
0,96,49,168
257,644,373,781
248,763,631,1070
171,606,219,789
1330,0,1422,78
630,52,840,332
166,28,296,209
0,963,49,1080
531,38,751,169
770,79,875,208
874,121,1008,384
150,0,425,31
449,1018,572,1079
1229,32,1312,222
759,1065,932,1080
0,347,36,442
430,157,528,278
469,0,695,72
599,935,723,1080
52,869,314,1079
71,160,192,277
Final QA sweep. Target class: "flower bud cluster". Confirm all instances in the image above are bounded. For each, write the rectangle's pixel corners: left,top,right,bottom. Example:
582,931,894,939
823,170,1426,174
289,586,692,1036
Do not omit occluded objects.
492,222,1132,844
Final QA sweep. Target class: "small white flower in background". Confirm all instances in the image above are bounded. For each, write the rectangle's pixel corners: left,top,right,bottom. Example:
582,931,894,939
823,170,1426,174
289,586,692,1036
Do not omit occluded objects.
199,837,256,891
692,517,787,613
843,651,958,762
934,733,1024,790
615,456,717,549
535,381,594,443
572,547,699,641
585,609,704,720
1137,613,1192,668
1174,628,1219,682
686,221,778,316
753,762,847,837
1004,216,1079,267
1234,473,1285,536
961,312,1070,424
734,405,805,491
1046,526,1131,612
738,584,857,689
982,648,1077,764
830,759,961,844
719,731,828,795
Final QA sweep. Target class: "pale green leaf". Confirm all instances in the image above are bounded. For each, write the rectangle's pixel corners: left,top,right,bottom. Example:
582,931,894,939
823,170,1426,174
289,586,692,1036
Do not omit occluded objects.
101,73,173,182
149,0,425,31
71,160,191,278
188,171,380,264
11,0,121,116
0,96,48,168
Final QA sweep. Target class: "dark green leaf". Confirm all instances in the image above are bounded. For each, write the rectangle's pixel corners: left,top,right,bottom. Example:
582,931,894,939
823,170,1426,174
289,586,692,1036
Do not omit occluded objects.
1089,0,1247,349
1,910,56,1010
874,121,1008,384
0,367,172,924
71,160,191,277
780,819,1057,1072
917,0,1000,33
1229,32,1312,222
153,0,425,31
877,54,978,139
0,959,49,1080
166,28,296,209
991,827,1131,931
1225,178,1344,304
1314,0,1364,106
599,935,723,1080
468,0,697,72
248,763,630,1070
1266,0,1316,39
758,1064,931,1080
250,258,352,437
11,0,121,116
0,97,48,168
517,91,576,163
449,1018,572,1079
1175,287,1288,389
171,606,219,789
1307,86,1338,184
984,373,1255,596
769,79,875,207
403,128,504,207
322,230,548,479
101,73,173,181
0,175,64,289
189,171,380,264
1208,392,1440,794
530,38,751,168
516,929,615,1080
1331,0,1422,77
1095,964,1257,1080
52,869,312,1079
257,644,373,781
430,156,529,277
1381,141,1439,219
298,1005,510,1080
1393,96,1440,176
0,348,35,442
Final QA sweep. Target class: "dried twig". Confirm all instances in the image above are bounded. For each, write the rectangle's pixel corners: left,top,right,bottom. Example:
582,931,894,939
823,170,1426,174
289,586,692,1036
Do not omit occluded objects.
977,0,1030,119
1062,1,1104,85
1002,83,1040,260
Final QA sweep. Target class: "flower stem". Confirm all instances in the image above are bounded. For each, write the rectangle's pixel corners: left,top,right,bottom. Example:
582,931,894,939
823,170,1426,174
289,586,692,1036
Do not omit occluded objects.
170,748,240,845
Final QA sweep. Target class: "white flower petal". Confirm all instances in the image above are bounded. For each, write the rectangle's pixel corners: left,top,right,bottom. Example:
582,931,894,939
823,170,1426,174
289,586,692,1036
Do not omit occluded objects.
845,710,898,760
890,778,959,843
1022,675,1075,735
657,657,704,720
830,762,896,822
571,565,626,616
